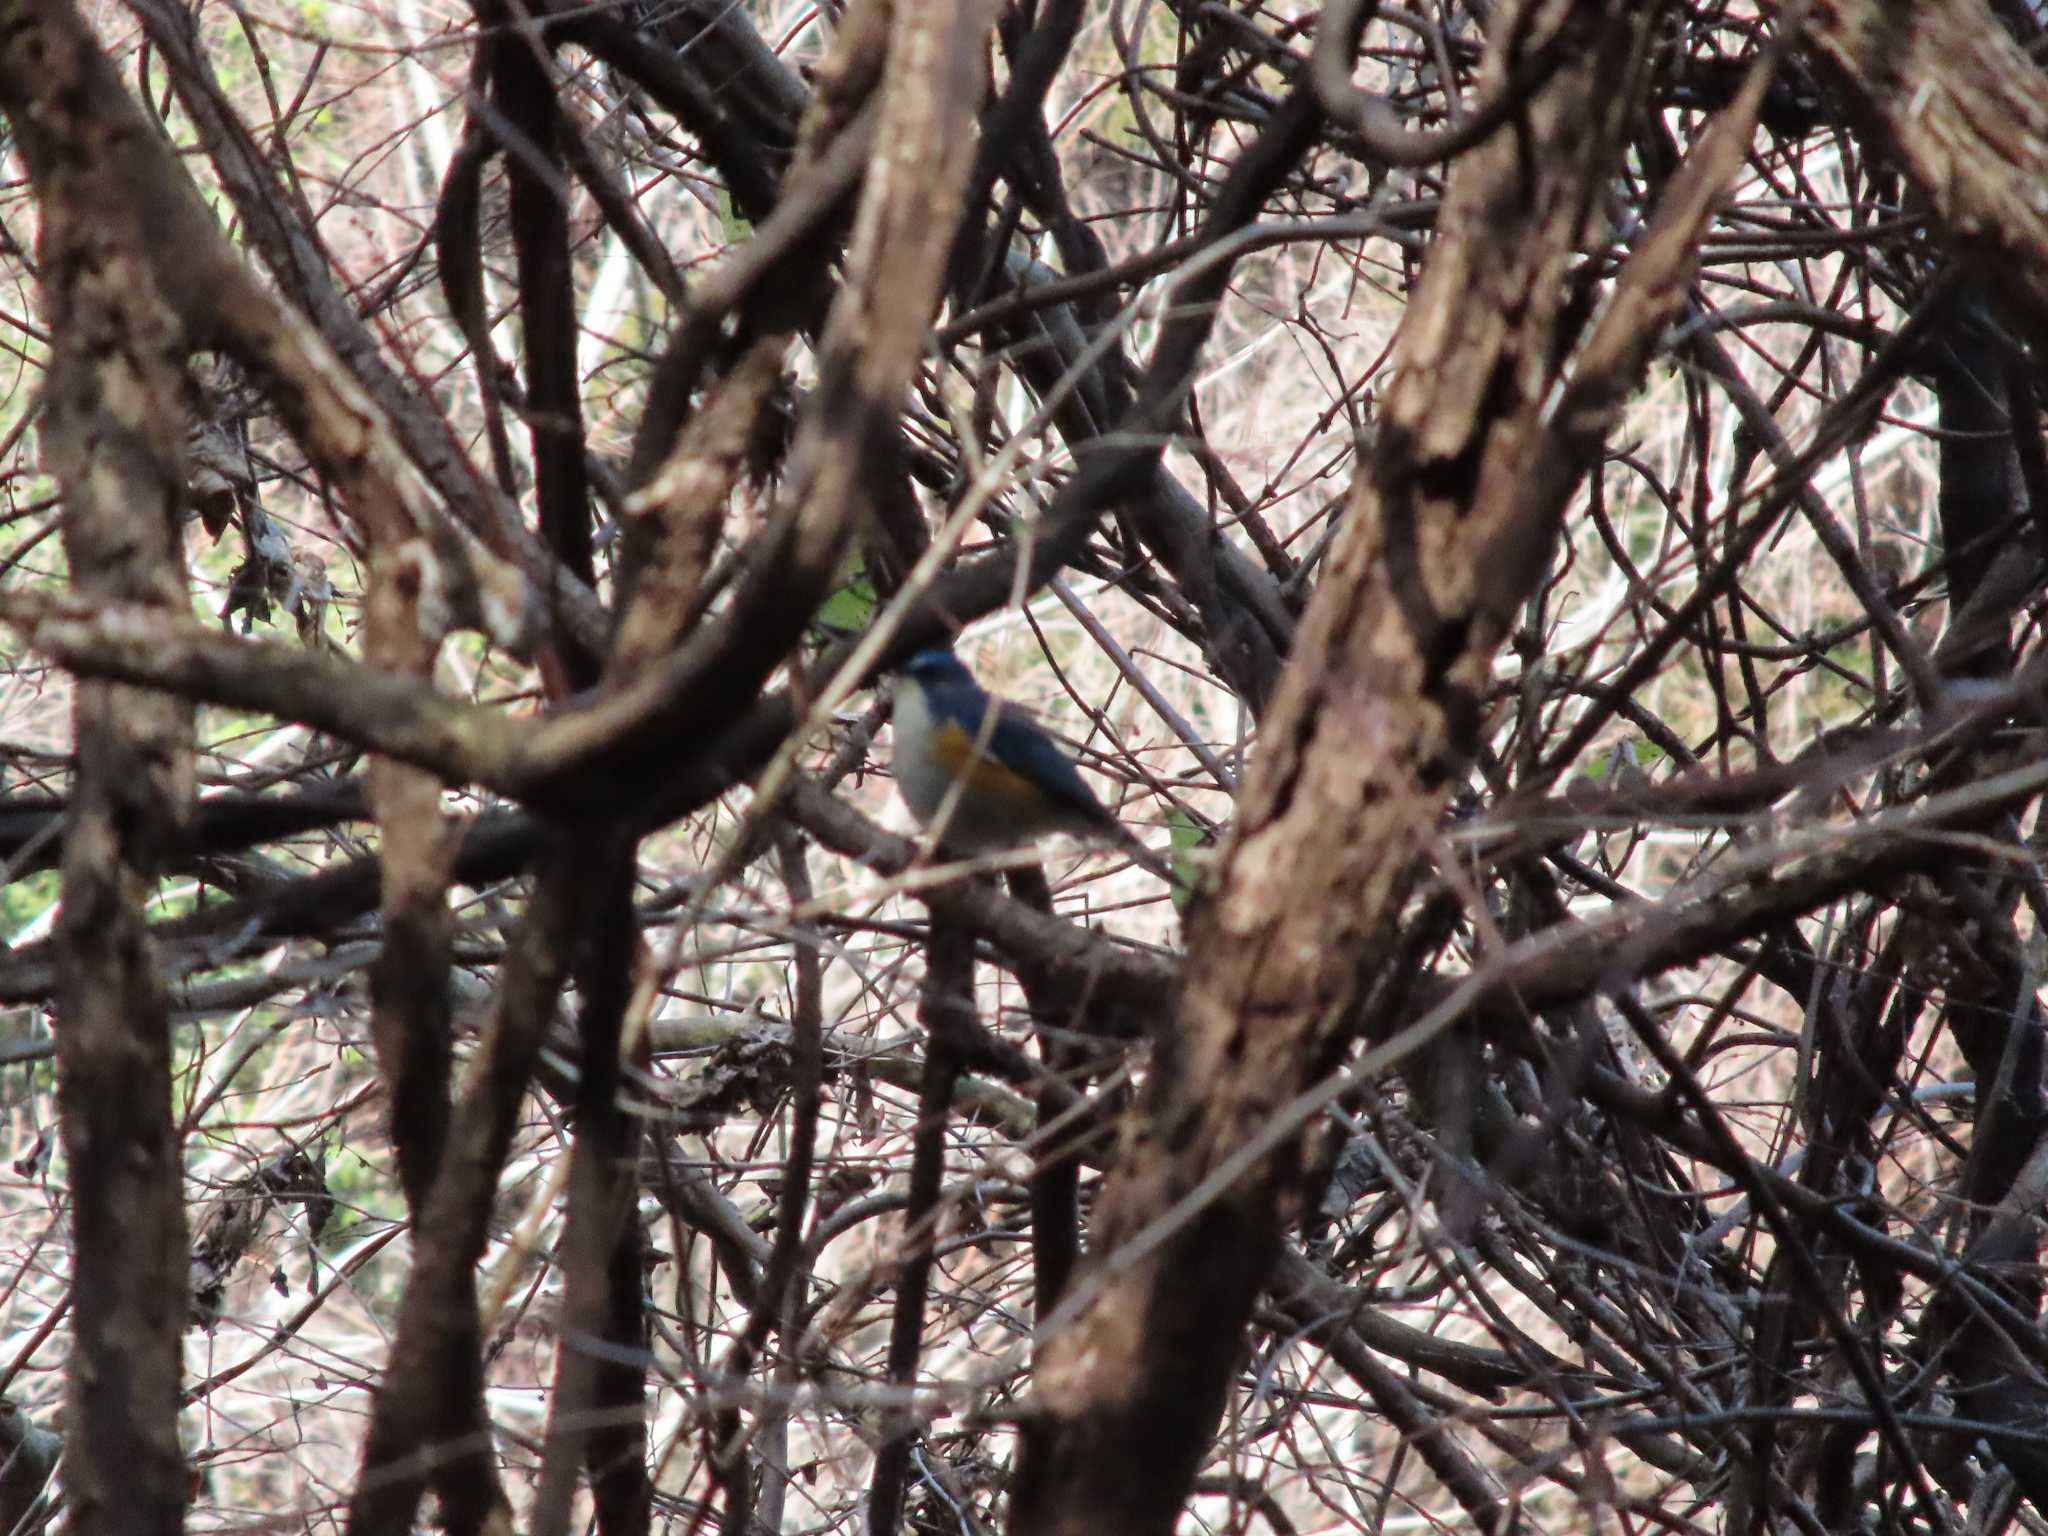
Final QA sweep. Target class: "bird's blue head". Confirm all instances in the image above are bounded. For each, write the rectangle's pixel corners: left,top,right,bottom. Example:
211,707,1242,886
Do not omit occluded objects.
901,646,976,692
897,646,993,734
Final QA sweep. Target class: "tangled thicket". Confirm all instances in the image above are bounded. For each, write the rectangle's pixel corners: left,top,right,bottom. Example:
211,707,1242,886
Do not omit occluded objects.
5,1,2048,1534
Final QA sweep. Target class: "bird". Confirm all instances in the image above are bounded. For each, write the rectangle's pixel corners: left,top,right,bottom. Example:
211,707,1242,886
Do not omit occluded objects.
888,645,1176,883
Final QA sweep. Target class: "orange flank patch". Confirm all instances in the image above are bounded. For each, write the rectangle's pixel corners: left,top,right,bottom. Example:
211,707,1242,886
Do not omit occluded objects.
930,720,1047,810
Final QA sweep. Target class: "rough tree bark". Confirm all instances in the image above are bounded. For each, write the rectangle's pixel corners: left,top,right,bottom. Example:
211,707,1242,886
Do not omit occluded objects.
0,1,224,1529
1009,5,1781,1532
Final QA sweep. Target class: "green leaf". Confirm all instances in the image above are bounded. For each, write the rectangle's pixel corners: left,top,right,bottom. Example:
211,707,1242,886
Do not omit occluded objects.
717,187,754,245
813,562,877,640
1167,807,1205,912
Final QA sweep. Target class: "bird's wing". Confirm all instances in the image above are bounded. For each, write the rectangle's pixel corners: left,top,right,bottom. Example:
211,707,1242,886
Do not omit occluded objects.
927,717,1058,815
986,705,1116,824
921,689,1117,827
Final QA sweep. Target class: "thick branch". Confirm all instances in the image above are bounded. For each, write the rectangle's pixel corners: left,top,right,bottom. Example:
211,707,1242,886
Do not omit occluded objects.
1009,11,1768,1535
